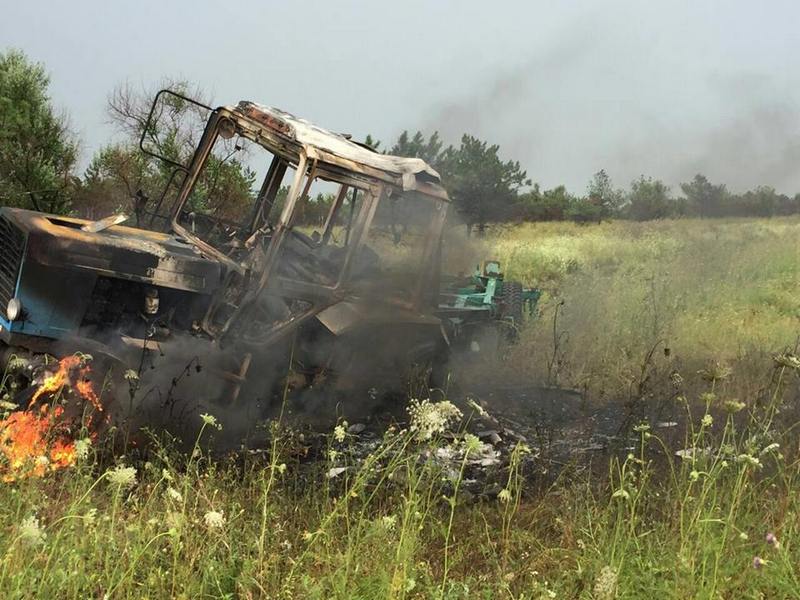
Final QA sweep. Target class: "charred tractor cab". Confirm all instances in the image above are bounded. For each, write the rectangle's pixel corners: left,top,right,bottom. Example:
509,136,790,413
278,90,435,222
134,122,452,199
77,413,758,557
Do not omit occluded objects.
0,91,451,426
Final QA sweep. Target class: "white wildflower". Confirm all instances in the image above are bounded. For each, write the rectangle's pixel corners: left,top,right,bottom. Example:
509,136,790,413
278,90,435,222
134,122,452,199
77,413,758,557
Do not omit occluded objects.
6,356,27,371
462,433,481,454
203,510,225,530
161,469,173,482
36,455,49,468
700,392,717,405
773,352,800,370
165,511,184,532
612,488,630,501
724,400,746,413
701,414,713,428
407,399,462,442
200,413,222,430
83,508,97,525
106,464,137,489
165,487,183,503
737,454,762,469
466,398,488,417
19,515,46,547
381,515,397,530
699,362,732,381
333,423,347,443
498,488,512,503
593,566,618,600
675,447,711,460
759,443,780,456
74,438,91,460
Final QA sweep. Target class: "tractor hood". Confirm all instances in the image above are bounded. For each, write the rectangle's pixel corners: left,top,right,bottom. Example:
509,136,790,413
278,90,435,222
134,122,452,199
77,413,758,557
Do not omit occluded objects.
0,208,223,294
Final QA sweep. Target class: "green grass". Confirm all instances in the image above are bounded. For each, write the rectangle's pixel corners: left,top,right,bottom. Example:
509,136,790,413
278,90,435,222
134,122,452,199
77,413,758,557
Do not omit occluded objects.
1,217,799,598
479,217,800,399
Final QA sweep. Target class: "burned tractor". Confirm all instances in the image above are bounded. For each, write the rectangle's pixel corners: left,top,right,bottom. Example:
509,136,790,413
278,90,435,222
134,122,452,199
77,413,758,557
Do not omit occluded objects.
0,91,453,428
0,90,534,435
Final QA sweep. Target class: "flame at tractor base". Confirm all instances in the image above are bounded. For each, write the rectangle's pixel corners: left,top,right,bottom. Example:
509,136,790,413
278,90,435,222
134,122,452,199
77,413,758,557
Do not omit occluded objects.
0,355,105,482
29,355,104,413
0,406,76,481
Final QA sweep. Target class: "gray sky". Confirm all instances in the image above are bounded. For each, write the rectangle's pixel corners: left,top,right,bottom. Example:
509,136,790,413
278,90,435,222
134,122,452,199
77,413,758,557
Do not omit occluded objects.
3,1,800,194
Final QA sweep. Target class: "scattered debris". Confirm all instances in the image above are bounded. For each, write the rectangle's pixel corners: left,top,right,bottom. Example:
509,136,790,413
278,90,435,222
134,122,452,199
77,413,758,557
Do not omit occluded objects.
347,423,367,435
326,467,348,479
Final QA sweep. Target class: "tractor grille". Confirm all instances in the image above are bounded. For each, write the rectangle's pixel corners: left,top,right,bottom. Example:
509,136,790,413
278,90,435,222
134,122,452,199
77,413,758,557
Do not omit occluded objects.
0,216,25,310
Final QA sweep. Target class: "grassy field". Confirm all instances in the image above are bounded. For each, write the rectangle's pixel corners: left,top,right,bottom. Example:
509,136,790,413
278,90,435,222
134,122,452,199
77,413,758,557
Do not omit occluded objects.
1,217,799,598
484,218,799,399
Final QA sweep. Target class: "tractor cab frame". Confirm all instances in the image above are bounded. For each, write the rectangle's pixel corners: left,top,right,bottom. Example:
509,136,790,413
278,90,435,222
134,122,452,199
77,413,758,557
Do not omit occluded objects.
137,91,450,357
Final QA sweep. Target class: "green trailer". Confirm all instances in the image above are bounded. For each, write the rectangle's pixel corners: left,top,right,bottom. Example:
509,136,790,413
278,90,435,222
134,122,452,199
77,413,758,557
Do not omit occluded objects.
437,260,540,349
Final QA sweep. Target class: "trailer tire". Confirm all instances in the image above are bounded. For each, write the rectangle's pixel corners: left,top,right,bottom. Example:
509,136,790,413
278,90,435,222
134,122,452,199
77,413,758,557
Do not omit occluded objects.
428,343,450,391
500,280,524,326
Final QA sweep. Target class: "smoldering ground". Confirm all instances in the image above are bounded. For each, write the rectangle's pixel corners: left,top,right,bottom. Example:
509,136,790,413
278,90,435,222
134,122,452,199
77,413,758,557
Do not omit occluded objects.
106,336,279,451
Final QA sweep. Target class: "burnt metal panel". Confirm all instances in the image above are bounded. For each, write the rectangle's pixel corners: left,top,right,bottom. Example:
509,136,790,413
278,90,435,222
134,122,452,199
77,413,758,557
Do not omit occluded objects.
3,208,223,295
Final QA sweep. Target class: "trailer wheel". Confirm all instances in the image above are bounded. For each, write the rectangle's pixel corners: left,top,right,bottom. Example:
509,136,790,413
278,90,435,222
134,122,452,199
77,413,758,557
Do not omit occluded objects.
500,280,524,326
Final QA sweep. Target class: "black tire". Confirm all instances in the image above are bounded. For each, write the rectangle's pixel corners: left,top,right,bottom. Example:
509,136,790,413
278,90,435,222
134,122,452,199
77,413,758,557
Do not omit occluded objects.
500,280,524,325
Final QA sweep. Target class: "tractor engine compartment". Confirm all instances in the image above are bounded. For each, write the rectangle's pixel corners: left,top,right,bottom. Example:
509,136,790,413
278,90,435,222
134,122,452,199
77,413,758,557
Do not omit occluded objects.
78,276,212,343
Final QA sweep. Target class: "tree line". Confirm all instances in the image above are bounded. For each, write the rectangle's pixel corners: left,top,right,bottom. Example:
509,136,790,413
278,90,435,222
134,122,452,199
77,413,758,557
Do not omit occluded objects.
376,131,800,231
2,49,799,233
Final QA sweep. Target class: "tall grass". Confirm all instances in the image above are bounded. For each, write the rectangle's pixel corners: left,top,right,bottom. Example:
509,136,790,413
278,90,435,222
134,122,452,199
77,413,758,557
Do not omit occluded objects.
479,217,800,400
0,217,798,598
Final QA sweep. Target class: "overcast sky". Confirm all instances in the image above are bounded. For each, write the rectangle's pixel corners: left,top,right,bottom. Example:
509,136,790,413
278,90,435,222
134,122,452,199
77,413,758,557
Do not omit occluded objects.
3,1,800,194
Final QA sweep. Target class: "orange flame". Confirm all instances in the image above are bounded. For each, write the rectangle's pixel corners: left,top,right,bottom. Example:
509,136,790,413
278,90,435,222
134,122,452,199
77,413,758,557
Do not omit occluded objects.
29,355,80,406
0,355,105,482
